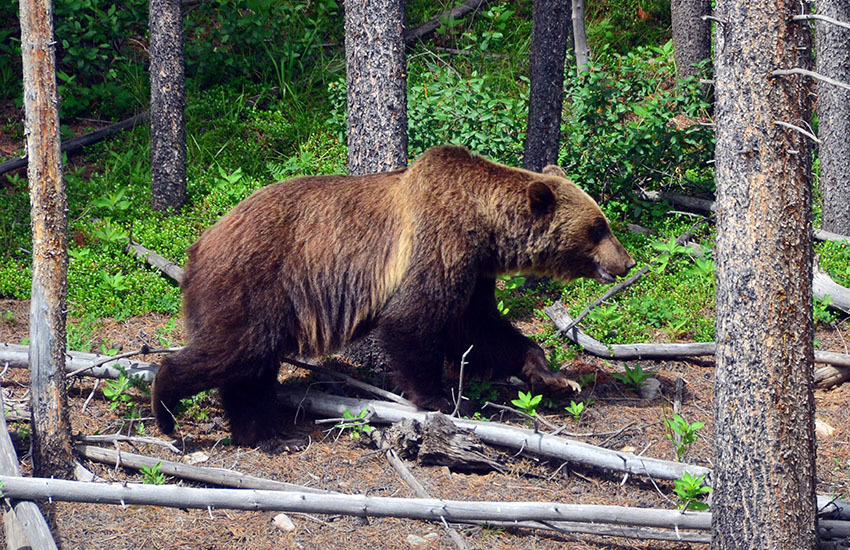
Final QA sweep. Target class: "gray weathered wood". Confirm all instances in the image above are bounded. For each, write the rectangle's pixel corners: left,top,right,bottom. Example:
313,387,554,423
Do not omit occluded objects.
544,302,850,370
670,0,711,81
1,343,159,383
0,387,58,550
403,0,491,45
20,0,75,480
572,0,589,72
280,389,711,481
76,445,332,494
125,239,185,283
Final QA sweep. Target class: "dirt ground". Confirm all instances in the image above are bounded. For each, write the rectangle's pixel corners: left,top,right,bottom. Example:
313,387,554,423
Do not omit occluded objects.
1,297,849,550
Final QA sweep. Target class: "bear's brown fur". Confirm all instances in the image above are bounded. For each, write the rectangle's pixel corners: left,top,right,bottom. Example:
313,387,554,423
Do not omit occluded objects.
152,145,634,444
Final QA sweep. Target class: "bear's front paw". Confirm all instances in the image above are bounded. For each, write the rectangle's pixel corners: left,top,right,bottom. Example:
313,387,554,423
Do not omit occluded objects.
521,355,580,395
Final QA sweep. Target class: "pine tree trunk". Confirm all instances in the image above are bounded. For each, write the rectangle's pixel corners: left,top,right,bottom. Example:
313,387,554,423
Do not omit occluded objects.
711,0,816,547
816,0,850,235
20,0,75,480
150,0,187,212
523,0,569,172
344,0,407,175
670,0,711,80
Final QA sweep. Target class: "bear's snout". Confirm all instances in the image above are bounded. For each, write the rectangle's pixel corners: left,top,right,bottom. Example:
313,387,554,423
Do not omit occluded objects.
593,238,635,283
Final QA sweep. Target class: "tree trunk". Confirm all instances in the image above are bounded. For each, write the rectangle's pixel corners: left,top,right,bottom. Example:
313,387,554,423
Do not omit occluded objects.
572,0,589,74
816,0,850,235
344,0,407,175
150,0,187,212
19,0,75,480
670,0,711,81
523,0,570,172
712,0,816,547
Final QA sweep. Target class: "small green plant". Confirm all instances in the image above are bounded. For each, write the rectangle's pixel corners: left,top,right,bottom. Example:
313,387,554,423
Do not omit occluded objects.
511,390,543,417
92,219,128,245
465,380,500,407
101,272,130,292
565,400,589,421
102,370,134,411
178,390,212,421
495,275,526,316
665,413,705,461
577,372,597,389
612,364,653,391
814,296,838,325
90,187,131,215
587,303,624,340
673,472,711,511
2,310,16,324
335,409,374,439
140,461,166,485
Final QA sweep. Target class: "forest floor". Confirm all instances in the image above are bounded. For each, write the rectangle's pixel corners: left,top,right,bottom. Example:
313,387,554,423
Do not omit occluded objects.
1,297,850,550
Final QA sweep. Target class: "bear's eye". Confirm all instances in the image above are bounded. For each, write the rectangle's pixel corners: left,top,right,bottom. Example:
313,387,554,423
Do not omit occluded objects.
587,217,609,244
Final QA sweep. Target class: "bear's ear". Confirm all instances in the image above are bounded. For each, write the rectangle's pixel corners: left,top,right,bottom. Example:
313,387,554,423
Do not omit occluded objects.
542,164,567,179
528,181,557,216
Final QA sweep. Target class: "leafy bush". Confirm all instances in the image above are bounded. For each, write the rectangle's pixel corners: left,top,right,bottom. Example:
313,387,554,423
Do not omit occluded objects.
560,45,714,200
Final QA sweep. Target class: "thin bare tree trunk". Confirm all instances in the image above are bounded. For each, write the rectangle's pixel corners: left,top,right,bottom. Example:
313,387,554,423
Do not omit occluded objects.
150,0,187,212
19,0,74,480
816,0,850,235
344,0,407,174
712,0,816,546
523,0,569,172
572,0,589,73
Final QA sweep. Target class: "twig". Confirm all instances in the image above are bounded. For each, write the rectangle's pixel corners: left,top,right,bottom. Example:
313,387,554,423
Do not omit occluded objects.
483,401,543,432
772,68,850,92
793,13,850,31
774,120,821,143
451,345,473,417
281,356,418,408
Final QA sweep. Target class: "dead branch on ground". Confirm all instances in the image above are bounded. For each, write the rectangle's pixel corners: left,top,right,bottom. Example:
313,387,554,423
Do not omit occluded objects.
0,385,58,550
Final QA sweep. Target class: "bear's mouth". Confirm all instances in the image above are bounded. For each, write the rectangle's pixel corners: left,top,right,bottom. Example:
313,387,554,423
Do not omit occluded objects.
594,263,617,283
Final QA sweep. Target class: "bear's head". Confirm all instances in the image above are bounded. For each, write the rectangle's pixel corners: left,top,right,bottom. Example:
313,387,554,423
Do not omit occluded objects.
524,165,635,283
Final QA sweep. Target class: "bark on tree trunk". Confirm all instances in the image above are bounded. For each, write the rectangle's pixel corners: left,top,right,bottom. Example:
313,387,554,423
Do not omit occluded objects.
670,0,711,81
711,0,817,547
150,0,187,212
19,0,75,480
344,0,407,175
816,0,850,235
523,0,570,172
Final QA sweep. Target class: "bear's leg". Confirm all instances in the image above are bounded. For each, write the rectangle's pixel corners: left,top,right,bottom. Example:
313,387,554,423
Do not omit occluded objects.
218,362,280,446
152,344,227,435
447,277,579,396
375,321,452,411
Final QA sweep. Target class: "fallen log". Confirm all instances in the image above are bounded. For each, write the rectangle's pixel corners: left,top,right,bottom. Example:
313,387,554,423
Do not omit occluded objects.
75,444,333,494
0,387,58,550
544,302,850,375
0,112,149,176
1,342,159,383
125,239,184,284
280,387,711,481
2,474,850,541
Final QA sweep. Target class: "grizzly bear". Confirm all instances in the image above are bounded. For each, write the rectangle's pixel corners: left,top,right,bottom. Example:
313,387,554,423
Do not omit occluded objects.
152,145,634,444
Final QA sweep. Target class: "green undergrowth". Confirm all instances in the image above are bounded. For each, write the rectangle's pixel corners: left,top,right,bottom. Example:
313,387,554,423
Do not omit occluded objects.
1,0,845,358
